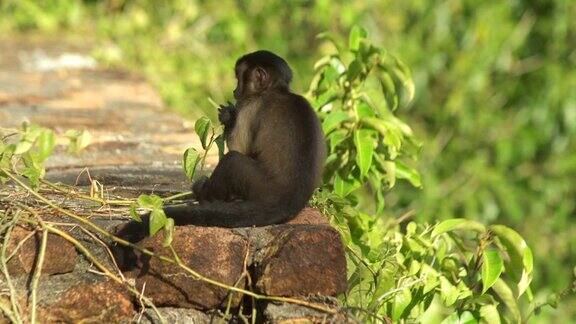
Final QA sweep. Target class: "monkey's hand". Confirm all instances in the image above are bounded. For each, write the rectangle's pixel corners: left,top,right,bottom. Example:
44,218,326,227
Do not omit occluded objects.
218,101,237,127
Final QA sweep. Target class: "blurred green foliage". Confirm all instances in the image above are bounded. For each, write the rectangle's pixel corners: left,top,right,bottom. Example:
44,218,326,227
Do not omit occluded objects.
1,0,575,321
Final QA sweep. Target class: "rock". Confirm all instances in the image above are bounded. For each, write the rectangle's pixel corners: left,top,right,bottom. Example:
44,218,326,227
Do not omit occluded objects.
6,226,77,277
264,301,357,324
126,226,249,310
287,207,330,225
38,280,134,323
254,225,347,297
140,307,221,324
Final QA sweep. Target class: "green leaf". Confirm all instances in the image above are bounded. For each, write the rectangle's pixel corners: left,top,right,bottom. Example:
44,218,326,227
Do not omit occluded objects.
420,264,440,294
214,134,225,159
379,73,398,110
328,129,347,151
36,130,55,161
163,217,175,247
356,101,376,118
347,59,363,81
334,173,361,197
137,194,164,210
432,219,486,237
194,116,212,149
459,311,479,324
354,129,375,178
129,204,142,222
392,59,415,104
322,112,350,134
66,129,92,153
439,276,459,306
391,288,411,321
481,249,504,293
441,313,460,324
491,225,533,296
360,116,404,158
349,25,367,51
491,278,520,322
21,165,42,189
22,123,42,139
149,208,167,236
479,305,501,324
77,130,92,151
395,160,422,188
182,147,200,180
14,141,33,155
0,144,15,169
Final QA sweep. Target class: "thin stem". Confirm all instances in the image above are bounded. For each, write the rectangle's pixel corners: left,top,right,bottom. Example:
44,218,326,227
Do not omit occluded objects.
163,191,193,202
0,212,23,324
29,226,48,324
40,179,131,206
6,230,37,261
200,131,216,172
0,301,18,324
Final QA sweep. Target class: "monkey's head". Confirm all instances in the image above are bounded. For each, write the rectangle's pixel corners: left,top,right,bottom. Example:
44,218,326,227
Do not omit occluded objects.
234,50,293,100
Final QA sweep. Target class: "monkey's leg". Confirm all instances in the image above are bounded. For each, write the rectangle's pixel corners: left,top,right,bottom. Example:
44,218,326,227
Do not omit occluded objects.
200,151,270,201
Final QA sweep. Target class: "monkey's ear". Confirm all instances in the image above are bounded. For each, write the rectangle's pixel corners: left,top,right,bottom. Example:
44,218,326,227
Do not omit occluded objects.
253,66,269,90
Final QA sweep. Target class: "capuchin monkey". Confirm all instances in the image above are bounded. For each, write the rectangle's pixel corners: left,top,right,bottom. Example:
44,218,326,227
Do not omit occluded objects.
122,50,325,234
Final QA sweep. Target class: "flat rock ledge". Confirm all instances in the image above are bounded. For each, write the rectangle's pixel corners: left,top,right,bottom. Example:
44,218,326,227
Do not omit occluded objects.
3,208,352,323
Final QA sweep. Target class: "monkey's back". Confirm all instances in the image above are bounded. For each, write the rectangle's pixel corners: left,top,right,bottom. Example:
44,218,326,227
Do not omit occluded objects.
253,91,325,207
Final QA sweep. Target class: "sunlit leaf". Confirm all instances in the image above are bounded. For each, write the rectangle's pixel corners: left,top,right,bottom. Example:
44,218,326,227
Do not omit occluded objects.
491,279,521,322
182,147,200,180
391,288,411,321
0,144,15,169
14,141,33,155
481,249,504,293
347,59,363,81
420,264,440,294
354,129,375,178
322,111,350,134
356,101,376,118
491,225,533,296
334,173,361,197
458,311,479,324
439,276,459,306
432,219,486,237
194,116,212,149
441,313,460,324
149,208,167,236
480,305,501,324
395,160,421,188
21,165,42,189
77,130,92,151
129,204,141,222
163,217,175,247
137,194,164,209
36,130,56,161
214,134,225,159
328,129,347,151
349,25,367,51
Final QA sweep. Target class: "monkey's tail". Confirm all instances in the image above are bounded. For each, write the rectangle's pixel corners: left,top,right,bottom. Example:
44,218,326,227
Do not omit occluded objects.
112,200,298,270
162,200,299,228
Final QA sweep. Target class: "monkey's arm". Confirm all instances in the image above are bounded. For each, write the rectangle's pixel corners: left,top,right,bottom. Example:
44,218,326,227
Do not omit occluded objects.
195,151,270,202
